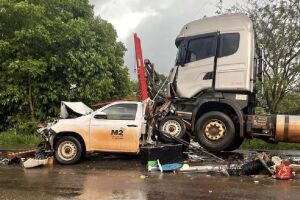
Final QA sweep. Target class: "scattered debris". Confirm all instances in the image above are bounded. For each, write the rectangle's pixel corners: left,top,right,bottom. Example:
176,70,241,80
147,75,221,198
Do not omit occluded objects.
139,175,147,179
161,131,225,162
0,158,9,165
8,157,21,165
1,141,53,168
271,156,282,166
140,144,183,165
161,163,183,172
22,157,52,169
235,152,273,176
240,160,267,175
275,162,292,179
1,141,300,182
179,164,229,176
7,149,36,159
144,150,300,181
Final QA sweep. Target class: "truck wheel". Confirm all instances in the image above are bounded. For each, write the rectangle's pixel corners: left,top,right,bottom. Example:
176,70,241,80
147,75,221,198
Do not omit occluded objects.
54,136,83,165
225,137,244,151
195,111,235,152
158,115,186,143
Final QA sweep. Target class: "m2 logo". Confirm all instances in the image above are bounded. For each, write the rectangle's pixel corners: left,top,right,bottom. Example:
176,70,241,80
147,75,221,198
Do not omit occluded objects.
111,127,125,138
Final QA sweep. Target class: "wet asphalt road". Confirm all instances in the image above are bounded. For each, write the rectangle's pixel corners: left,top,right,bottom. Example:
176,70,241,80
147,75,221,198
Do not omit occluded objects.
1,151,300,200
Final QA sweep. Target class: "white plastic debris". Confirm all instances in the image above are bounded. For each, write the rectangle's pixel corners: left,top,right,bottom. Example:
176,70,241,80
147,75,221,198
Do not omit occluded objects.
271,156,282,166
179,165,229,176
23,158,49,169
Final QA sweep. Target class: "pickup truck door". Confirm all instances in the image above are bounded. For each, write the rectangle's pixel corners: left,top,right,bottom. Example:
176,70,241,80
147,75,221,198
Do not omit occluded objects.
89,103,141,153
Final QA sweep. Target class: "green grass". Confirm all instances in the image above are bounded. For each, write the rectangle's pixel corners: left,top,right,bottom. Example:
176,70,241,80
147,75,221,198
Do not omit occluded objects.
241,139,300,150
1,130,300,150
0,131,42,146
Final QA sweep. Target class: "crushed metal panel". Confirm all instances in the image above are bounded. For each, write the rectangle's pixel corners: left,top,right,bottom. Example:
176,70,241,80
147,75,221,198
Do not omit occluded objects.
60,101,93,119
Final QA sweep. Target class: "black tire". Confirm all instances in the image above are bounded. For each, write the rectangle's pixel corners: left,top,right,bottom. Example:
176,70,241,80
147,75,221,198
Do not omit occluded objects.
158,115,186,143
54,136,83,165
225,137,244,151
195,111,235,152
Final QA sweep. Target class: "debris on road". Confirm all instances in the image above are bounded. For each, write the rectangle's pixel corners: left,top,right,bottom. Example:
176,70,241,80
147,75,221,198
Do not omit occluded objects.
140,144,183,165
0,158,9,165
161,131,225,162
7,149,36,159
23,158,51,169
160,163,183,172
0,140,53,168
275,162,292,179
143,149,300,181
139,175,147,179
1,140,300,181
178,164,229,176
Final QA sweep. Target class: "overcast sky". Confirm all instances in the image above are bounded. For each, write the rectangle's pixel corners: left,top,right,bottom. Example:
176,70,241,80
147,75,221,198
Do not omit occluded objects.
89,0,241,79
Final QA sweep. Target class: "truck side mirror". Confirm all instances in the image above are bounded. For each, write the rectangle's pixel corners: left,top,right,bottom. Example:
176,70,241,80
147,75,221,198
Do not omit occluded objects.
94,112,107,119
179,44,187,67
175,38,186,67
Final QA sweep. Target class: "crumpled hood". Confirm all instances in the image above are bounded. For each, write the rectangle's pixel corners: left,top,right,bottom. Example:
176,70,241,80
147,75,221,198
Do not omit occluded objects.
51,114,92,133
60,101,93,119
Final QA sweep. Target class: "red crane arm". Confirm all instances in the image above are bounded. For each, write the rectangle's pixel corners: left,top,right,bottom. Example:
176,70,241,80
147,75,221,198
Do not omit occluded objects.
133,33,148,101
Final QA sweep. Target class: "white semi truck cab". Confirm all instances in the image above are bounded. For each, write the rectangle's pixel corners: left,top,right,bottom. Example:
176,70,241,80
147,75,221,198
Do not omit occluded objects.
168,14,255,98
156,14,300,152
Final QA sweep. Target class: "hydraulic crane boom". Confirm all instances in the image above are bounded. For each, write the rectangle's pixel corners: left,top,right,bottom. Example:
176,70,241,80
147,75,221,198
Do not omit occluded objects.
133,33,148,100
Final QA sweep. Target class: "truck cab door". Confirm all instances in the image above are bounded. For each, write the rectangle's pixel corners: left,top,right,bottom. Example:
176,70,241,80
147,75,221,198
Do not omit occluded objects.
89,103,141,153
176,33,218,98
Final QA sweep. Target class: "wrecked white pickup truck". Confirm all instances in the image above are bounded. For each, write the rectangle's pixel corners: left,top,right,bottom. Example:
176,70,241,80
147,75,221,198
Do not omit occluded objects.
39,101,148,164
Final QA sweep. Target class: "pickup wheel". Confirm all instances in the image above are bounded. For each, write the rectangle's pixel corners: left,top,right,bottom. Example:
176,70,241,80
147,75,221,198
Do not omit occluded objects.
54,136,83,165
158,115,186,143
195,111,235,152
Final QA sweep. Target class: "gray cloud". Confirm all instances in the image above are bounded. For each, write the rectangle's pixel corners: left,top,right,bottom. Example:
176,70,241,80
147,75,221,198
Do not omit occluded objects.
89,0,241,79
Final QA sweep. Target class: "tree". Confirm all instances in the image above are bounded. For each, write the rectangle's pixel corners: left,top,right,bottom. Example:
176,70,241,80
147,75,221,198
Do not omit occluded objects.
0,0,131,131
278,91,300,114
228,0,300,113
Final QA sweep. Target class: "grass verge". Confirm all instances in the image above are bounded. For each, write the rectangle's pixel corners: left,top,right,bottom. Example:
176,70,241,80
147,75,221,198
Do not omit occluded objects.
0,131,42,146
241,139,300,150
1,130,300,150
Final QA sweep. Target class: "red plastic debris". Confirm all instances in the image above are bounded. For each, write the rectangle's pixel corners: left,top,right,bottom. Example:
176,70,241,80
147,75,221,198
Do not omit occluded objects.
275,162,292,180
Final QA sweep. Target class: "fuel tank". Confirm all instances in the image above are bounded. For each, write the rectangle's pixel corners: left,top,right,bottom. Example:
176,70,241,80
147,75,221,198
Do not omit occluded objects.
275,115,300,143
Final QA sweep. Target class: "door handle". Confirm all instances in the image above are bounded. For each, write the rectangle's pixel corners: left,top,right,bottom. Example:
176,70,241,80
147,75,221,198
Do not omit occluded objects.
127,124,138,127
